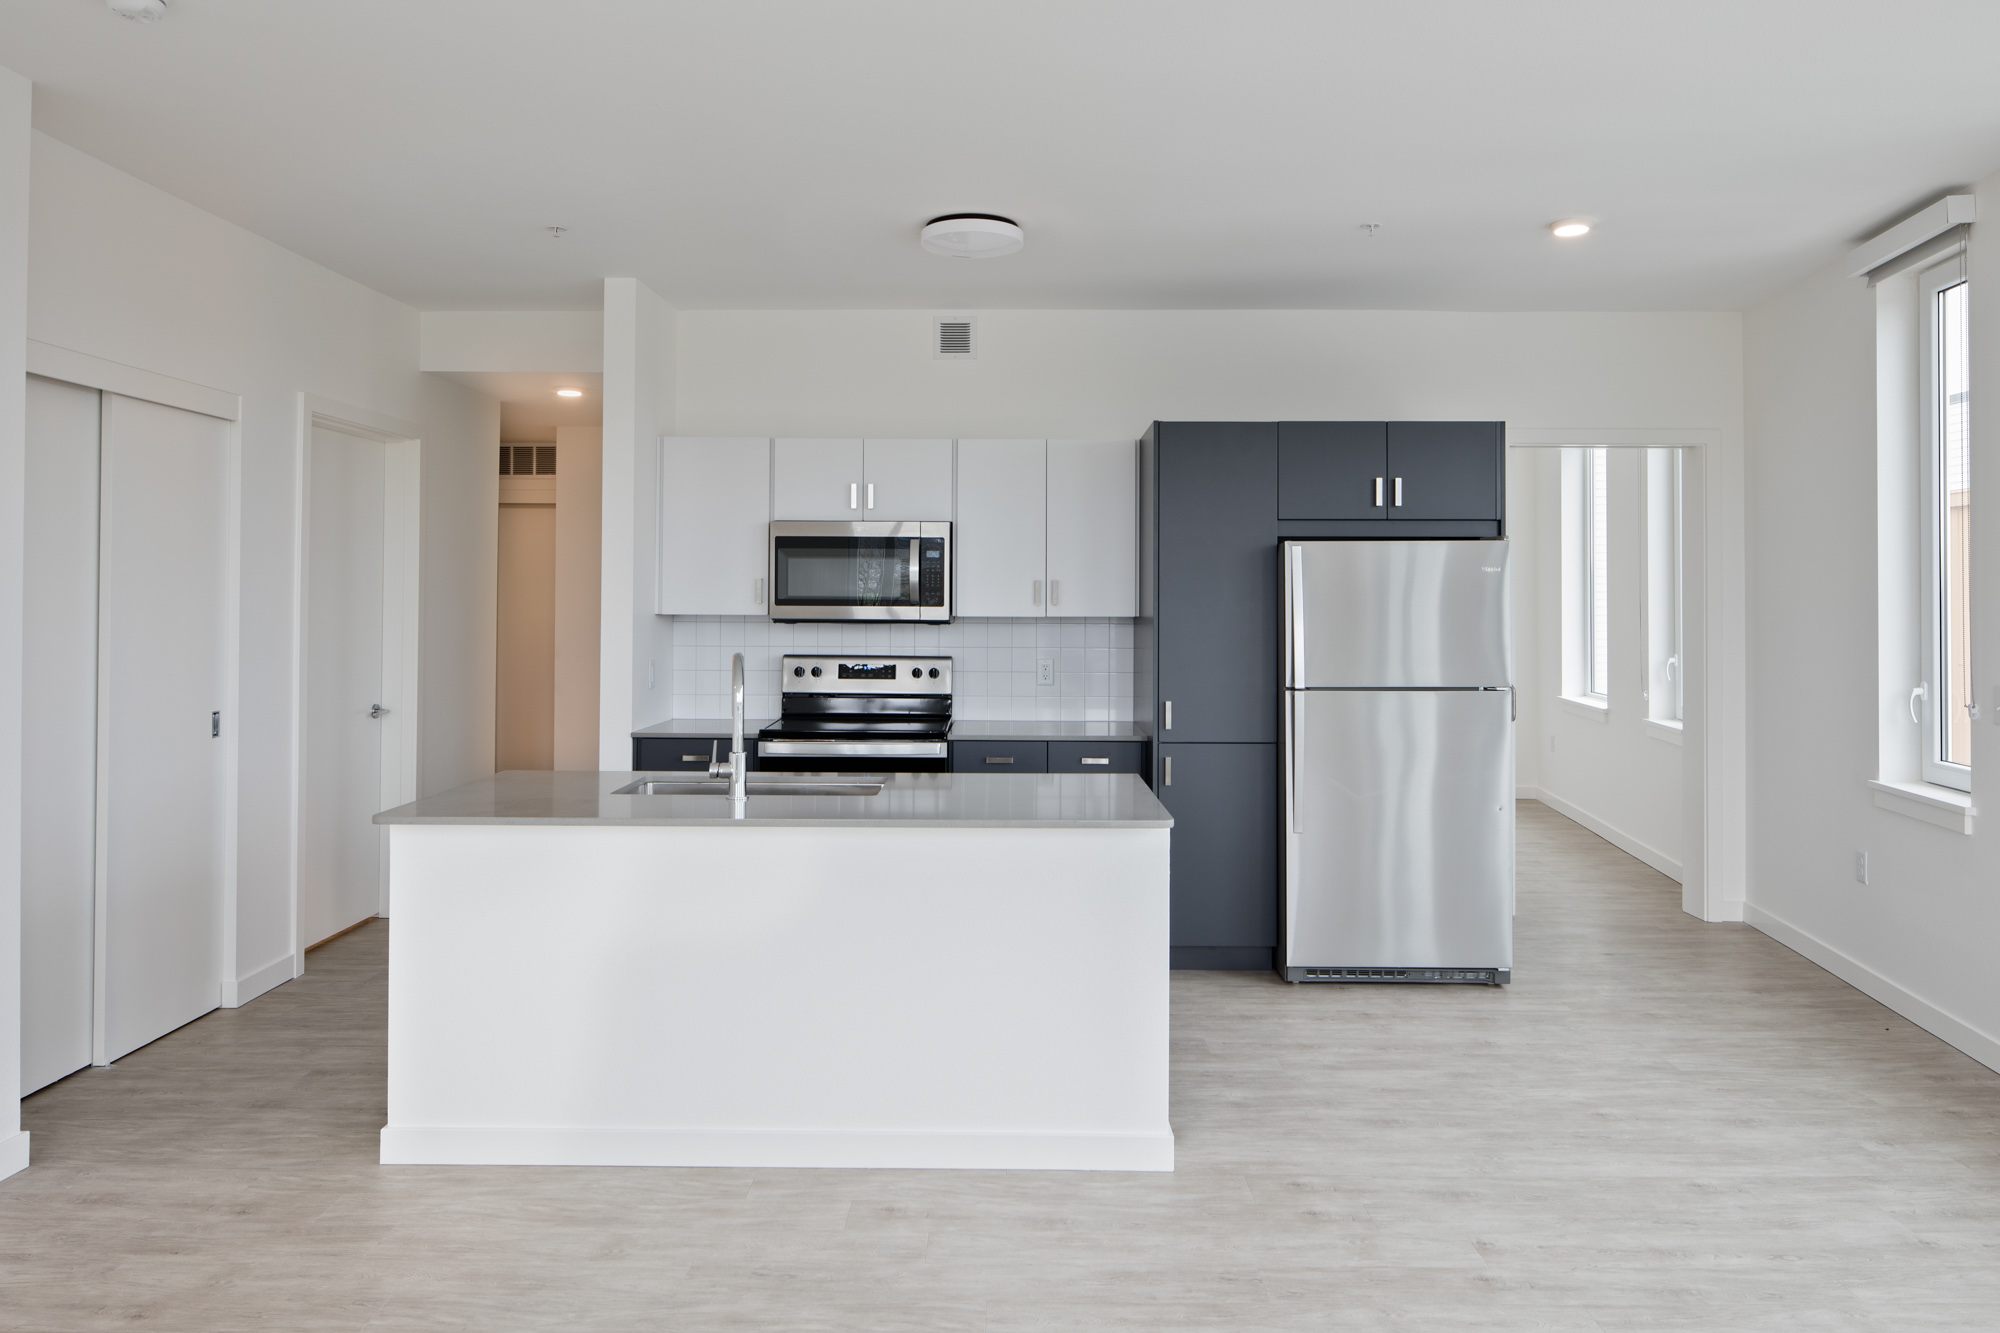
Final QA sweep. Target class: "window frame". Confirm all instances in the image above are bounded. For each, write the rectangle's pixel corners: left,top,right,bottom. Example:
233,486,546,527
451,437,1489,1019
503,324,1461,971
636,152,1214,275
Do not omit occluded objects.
1561,446,1612,709
1583,446,1610,702
1918,254,1971,792
1644,448,1685,726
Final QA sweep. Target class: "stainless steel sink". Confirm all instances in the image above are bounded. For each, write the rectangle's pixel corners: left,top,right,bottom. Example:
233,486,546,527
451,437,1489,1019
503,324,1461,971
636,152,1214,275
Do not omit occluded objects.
614,778,884,798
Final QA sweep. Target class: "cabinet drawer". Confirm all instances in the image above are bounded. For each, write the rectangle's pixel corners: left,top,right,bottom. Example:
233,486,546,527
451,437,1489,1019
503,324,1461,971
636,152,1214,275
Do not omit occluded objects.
1048,741,1145,774
633,737,736,772
951,740,1048,773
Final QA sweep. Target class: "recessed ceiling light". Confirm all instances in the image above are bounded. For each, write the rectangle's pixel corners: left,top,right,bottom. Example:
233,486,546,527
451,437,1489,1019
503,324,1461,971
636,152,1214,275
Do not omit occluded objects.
555,388,583,398
1551,220,1592,239
920,215,1025,260
108,0,169,19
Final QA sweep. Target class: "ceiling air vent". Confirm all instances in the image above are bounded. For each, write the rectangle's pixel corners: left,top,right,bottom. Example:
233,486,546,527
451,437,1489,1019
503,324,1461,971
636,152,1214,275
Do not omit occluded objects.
498,445,556,476
933,317,976,359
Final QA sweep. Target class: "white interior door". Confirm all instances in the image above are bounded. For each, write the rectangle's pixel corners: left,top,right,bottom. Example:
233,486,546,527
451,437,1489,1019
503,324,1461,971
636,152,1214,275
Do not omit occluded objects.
301,425,388,948
496,502,557,770
22,376,102,1093
96,392,229,1065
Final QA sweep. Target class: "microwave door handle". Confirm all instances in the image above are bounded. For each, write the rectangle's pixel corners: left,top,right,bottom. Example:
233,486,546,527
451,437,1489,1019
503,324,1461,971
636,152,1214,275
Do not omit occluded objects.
908,538,919,601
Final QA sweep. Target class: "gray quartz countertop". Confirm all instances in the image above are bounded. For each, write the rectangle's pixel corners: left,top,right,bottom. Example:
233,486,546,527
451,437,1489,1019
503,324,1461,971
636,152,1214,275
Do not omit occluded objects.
633,718,1150,742
375,770,1172,829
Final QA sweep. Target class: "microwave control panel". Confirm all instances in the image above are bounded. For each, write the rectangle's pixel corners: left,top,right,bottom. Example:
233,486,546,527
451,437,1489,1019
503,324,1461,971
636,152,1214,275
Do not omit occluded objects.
918,538,947,607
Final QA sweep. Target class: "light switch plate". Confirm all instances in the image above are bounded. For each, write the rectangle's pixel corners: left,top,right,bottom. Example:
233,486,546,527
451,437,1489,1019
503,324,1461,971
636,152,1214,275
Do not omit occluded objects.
1854,851,1869,885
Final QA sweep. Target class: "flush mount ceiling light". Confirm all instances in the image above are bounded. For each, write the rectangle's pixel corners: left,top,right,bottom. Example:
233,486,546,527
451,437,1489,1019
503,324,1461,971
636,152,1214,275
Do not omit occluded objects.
1550,220,1592,239
920,214,1025,259
108,0,170,20
555,388,584,398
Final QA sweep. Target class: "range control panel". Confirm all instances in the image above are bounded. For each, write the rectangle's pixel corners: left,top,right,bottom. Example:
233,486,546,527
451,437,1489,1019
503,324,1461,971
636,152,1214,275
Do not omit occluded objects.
780,655,953,696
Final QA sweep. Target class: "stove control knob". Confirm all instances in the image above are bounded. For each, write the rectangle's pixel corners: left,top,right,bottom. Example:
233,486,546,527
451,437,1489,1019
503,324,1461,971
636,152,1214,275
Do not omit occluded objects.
911,667,922,679
810,666,822,677
928,667,940,678
793,666,805,677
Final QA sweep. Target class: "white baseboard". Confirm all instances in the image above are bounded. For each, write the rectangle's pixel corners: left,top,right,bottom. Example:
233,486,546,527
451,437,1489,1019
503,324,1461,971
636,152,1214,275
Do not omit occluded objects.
221,953,296,1009
1745,903,2000,1076
0,1131,29,1182
381,1126,1175,1172
1530,789,1684,883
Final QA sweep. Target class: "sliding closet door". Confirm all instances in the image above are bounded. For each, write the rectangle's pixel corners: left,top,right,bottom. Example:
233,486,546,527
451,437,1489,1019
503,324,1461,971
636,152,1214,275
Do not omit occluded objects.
21,376,102,1093
96,393,230,1064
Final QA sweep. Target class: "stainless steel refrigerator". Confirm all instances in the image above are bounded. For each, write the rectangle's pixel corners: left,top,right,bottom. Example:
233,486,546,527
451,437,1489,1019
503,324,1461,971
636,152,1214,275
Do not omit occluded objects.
1281,539,1514,985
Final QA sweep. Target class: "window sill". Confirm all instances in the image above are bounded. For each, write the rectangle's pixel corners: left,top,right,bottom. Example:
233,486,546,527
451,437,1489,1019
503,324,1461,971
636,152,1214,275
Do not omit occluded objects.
1643,718,1684,746
1556,695,1609,722
1868,778,1976,834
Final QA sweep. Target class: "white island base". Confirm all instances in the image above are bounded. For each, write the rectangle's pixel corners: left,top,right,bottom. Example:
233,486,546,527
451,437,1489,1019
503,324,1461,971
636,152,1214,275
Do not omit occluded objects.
380,809,1172,1172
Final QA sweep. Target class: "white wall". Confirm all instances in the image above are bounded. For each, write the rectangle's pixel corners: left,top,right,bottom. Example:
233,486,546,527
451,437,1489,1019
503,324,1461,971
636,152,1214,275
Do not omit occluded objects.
419,311,602,374
1742,169,2000,1073
553,425,603,768
0,64,33,1181
27,132,499,1002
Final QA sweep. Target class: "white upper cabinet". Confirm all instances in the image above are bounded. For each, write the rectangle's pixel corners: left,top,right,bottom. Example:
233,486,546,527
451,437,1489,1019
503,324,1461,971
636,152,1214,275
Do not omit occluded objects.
956,440,1048,618
862,438,954,518
773,438,864,519
658,437,772,615
1046,439,1137,617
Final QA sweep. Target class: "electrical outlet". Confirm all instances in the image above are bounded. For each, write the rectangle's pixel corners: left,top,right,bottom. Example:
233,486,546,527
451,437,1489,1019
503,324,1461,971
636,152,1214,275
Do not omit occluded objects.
1037,657,1055,687
1854,851,1869,885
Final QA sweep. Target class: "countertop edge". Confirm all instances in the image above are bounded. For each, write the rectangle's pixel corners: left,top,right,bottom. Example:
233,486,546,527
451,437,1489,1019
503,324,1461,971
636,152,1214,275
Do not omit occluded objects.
378,816,1173,829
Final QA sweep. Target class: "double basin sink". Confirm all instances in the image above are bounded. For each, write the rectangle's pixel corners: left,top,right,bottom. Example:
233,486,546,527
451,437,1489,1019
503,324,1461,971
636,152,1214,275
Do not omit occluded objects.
613,776,884,799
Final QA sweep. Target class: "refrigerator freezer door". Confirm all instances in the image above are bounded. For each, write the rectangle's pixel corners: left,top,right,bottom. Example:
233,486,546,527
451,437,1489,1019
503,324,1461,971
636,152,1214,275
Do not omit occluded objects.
1285,540,1511,688
1284,688,1514,969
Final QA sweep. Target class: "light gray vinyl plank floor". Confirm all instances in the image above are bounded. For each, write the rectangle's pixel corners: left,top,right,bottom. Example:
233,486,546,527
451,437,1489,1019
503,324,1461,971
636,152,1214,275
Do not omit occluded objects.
5,801,2000,1330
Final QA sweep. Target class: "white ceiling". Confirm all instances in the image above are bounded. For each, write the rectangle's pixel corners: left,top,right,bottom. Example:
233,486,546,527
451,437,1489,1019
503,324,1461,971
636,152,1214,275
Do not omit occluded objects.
5,2,2000,312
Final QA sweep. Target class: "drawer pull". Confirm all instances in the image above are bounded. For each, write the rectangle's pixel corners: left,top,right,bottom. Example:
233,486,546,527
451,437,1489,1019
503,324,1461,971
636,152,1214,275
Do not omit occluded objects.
681,754,708,763
1080,757,1110,765
985,756,1015,764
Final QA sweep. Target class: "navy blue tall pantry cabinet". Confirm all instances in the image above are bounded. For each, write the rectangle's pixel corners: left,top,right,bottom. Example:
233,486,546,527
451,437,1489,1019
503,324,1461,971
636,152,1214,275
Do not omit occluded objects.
1138,420,1506,971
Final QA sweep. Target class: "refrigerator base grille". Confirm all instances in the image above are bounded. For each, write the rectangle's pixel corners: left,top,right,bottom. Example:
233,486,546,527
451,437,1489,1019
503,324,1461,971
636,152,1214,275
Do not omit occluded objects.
1285,967,1508,985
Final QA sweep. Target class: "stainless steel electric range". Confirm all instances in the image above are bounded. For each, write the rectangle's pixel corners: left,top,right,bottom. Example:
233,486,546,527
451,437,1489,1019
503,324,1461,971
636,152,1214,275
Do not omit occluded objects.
756,655,953,773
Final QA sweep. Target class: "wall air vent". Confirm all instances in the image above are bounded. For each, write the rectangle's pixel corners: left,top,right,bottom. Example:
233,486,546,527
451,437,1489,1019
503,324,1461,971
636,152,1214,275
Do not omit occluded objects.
498,445,556,476
933,317,976,359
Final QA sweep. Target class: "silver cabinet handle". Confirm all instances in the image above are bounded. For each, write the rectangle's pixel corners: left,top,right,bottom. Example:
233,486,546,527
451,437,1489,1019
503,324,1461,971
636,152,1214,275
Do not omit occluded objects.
1374,477,1384,507
1393,476,1404,506
849,482,858,509
369,704,389,719
1911,683,1927,725
1164,755,1172,786
681,754,708,763
985,755,1014,764
1032,579,1043,606
1164,700,1172,730
212,710,222,737
867,482,875,509
753,577,765,605
1081,757,1110,765
1049,579,1060,607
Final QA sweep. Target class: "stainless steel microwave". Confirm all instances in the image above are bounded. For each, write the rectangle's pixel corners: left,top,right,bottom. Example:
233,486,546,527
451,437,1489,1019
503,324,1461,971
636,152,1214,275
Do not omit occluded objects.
767,521,952,622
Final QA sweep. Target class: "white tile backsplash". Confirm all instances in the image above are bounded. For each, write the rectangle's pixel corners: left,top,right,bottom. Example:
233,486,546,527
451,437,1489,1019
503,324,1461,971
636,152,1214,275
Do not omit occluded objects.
669,617,1137,722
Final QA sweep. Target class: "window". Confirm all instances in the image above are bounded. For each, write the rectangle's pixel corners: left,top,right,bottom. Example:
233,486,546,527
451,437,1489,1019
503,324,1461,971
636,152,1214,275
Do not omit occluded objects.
1646,448,1684,725
1919,256,1972,790
1584,447,1610,700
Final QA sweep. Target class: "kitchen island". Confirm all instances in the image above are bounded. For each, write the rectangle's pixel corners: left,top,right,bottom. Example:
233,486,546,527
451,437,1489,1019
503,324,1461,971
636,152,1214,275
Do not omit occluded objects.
372,770,1174,1171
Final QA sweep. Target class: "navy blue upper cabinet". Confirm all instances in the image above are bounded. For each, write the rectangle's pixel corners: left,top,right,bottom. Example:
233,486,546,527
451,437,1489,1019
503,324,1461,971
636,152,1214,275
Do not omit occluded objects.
1278,422,1387,520
1386,421,1504,521
1155,423,1279,745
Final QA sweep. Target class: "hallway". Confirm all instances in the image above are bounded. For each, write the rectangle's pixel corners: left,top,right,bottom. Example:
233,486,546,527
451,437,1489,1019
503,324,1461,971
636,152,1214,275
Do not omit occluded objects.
5,803,1998,1331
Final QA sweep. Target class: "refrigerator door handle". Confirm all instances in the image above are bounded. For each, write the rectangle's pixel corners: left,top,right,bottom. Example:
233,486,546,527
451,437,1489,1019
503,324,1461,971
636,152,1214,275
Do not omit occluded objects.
1289,544,1305,686
1288,693,1302,834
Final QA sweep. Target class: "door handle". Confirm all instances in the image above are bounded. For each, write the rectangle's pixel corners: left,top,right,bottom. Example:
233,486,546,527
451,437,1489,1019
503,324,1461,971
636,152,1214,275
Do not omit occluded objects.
1049,579,1060,607
1080,756,1109,765
1164,700,1172,730
1032,580,1042,606
212,710,221,738
1288,695,1301,834
753,577,765,605
985,755,1015,764
849,482,858,510
1289,544,1305,685
1393,476,1404,506
1374,477,1384,507
681,754,708,763
867,482,875,510
1164,755,1172,786
369,704,389,719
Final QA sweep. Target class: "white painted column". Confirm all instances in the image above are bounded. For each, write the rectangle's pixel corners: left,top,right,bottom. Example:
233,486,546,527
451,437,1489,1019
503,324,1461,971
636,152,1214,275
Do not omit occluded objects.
0,62,34,1182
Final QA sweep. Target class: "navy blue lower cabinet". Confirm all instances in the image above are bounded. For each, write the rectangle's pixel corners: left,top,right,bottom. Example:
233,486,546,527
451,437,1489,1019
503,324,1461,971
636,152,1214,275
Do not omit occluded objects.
632,737,750,772
1158,742,1279,968
1047,741,1146,775
950,740,1048,773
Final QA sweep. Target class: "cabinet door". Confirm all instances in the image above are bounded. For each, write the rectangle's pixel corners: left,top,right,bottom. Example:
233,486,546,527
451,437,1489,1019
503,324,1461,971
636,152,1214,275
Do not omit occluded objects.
956,439,1046,617
773,438,864,519
863,438,954,518
1046,439,1136,617
634,737,747,772
1385,421,1503,520
658,438,772,614
1159,743,1278,949
1156,423,1278,744
1277,422,1386,520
